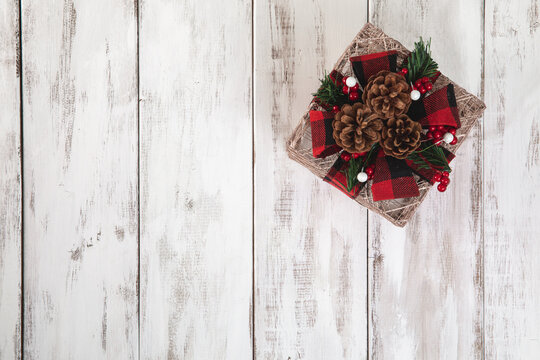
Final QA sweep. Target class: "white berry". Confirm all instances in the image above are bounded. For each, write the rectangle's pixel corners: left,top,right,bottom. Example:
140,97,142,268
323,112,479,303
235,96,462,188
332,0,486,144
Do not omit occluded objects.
443,132,454,144
410,90,421,101
345,77,358,88
357,172,368,183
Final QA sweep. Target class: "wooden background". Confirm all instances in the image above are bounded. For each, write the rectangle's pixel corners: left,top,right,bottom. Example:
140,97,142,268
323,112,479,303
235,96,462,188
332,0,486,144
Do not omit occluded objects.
0,0,539,358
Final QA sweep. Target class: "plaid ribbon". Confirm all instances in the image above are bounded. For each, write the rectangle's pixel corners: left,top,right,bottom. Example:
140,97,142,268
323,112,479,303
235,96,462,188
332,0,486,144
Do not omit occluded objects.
370,149,420,202
323,156,362,198
350,50,398,87
407,84,461,129
309,110,341,158
405,147,455,184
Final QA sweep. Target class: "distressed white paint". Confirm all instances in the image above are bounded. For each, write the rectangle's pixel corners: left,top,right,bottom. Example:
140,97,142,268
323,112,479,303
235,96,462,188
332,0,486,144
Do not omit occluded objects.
0,0,538,358
368,1,484,358
484,0,540,357
138,0,253,358
0,0,21,359
21,0,138,358
254,1,368,359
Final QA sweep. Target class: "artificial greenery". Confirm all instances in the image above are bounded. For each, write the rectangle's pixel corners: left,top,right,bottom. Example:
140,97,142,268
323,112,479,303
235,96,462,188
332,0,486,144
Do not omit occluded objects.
312,72,349,108
407,142,451,172
343,143,380,192
404,38,439,84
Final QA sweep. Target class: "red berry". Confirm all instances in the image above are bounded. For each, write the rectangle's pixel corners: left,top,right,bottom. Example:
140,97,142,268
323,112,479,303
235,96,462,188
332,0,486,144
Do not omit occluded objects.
340,153,351,161
421,77,429,83
437,183,447,192
401,68,408,75
450,137,458,145
449,128,456,135
414,80,423,88
342,76,349,85
440,177,450,186
365,167,374,176
332,105,340,113
419,86,427,94
352,153,361,159
442,171,450,178
429,126,436,132
351,83,359,91
358,151,367,157
425,82,433,91
349,91,359,101
433,130,443,139
436,125,445,131
342,85,349,94
426,131,434,139
433,173,442,182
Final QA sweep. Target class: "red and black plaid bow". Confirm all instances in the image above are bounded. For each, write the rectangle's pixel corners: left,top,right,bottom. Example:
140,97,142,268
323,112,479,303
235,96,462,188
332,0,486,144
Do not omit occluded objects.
311,50,460,201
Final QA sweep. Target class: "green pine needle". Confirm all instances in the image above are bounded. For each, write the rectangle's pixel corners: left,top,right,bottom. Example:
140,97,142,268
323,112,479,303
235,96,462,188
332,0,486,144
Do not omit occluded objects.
405,38,439,84
407,142,451,172
342,143,380,192
312,72,349,108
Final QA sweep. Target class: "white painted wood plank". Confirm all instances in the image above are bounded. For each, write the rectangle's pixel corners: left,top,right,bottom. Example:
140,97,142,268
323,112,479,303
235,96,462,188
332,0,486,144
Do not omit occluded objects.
254,1,368,359
484,0,540,358
0,0,21,358
368,1,484,358
138,0,253,358
21,0,138,358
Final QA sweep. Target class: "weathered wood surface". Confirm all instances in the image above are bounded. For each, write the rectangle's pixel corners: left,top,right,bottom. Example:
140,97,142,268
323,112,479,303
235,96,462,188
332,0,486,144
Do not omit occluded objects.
254,1,368,359
1,0,540,358
368,1,484,358
0,0,21,359
138,0,253,358
484,0,540,358
21,0,139,358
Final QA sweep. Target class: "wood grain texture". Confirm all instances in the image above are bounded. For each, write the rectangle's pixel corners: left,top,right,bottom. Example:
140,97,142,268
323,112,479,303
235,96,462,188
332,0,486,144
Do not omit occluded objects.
0,0,21,358
368,1,484,358
138,0,253,358
21,0,138,358
254,1,368,359
484,0,540,357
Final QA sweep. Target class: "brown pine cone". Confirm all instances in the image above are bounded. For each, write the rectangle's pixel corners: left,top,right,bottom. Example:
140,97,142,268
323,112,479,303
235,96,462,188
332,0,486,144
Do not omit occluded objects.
362,70,412,119
332,103,384,153
380,115,422,159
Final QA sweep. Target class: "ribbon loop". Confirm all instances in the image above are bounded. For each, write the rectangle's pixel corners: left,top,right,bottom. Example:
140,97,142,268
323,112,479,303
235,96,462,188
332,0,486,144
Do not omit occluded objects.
309,110,341,158
407,84,461,128
350,50,398,87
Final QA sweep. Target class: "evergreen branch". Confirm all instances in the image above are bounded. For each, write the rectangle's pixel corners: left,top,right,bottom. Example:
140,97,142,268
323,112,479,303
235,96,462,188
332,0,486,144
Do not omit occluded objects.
312,72,349,108
407,142,451,172
342,143,380,192
405,38,439,84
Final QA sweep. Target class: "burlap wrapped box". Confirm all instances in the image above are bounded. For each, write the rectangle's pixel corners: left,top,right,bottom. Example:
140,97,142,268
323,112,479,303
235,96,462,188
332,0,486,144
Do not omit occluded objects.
286,23,486,227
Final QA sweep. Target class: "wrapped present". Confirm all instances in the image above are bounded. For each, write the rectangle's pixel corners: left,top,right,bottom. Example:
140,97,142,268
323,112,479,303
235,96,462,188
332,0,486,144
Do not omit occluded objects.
286,23,486,227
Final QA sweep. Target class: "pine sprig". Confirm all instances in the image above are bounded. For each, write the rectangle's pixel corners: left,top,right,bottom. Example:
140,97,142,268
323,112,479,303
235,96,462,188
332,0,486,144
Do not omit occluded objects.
405,38,439,84
407,142,451,172
312,72,349,108
343,143,380,192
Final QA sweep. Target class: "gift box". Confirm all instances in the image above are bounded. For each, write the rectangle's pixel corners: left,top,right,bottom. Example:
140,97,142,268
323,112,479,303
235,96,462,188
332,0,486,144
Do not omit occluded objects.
286,23,486,227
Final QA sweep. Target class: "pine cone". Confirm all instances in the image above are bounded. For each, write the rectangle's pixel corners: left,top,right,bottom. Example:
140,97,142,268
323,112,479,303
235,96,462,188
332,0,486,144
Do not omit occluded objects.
380,115,422,159
362,70,412,119
332,103,384,153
